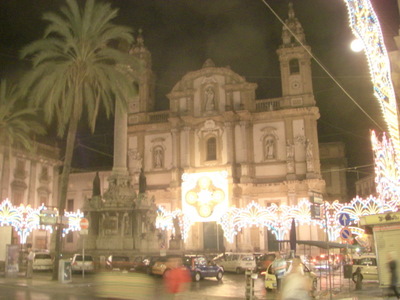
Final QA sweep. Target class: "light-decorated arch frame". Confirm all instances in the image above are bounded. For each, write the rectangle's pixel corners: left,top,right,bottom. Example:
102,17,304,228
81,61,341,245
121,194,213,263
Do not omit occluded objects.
1,0,399,245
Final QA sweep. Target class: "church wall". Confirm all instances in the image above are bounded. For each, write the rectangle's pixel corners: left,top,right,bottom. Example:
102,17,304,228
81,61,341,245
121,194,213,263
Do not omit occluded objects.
293,119,306,162
147,172,172,186
255,163,287,178
232,91,241,110
234,123,247,163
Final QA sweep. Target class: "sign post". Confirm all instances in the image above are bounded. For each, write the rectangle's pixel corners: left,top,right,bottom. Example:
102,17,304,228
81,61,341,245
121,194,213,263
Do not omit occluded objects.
79,218,89,278
338,213,351,227
340,227,352,241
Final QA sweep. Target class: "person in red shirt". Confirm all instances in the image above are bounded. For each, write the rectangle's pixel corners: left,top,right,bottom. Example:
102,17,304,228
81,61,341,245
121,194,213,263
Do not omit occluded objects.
163,256,191,299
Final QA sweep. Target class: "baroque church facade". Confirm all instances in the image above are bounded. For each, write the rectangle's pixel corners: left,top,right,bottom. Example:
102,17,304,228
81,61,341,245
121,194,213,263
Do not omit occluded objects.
120,4,326,252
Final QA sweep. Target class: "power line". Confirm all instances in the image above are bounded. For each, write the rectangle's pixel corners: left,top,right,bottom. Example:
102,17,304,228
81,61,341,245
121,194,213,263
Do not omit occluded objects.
260,0,385,132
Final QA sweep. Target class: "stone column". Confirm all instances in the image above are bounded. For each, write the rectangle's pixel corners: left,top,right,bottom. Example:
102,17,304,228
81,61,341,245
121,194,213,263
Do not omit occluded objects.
224,122,234,164
183,127,191,168
112,102,128,176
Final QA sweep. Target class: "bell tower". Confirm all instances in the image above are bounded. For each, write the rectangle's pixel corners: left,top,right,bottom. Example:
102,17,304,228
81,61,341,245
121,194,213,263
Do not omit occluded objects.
277,3,315,107
129,29,156,114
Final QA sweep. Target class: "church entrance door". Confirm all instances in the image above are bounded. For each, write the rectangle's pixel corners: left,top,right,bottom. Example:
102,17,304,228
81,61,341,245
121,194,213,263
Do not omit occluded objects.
203,222,224,252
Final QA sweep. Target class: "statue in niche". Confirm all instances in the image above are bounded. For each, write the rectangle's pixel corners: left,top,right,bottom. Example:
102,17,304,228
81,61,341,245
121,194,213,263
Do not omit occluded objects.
153,147,163,168
204,85,215,111
139,168,147,194
92,172,101,197
264,136,275,159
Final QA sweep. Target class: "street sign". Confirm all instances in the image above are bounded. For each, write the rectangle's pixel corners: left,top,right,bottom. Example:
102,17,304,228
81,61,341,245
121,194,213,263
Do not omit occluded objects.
310,192,323,220
338,213,351,226
40,209,57,215
40,215,57,225
80,218,89,230
340,227,351,240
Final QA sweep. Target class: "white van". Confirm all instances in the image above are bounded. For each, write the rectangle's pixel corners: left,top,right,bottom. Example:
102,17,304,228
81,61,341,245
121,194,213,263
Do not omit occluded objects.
216,253,256,274
352,254,378,282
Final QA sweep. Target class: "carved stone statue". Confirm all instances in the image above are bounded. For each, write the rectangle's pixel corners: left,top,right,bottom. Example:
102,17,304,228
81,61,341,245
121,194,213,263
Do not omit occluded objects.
286,140,295,173
139,168,147,194
205,85,215,111
173,217,182,240
306,139,314,172
264,136,275,159
154,147,163,168
92,172,101,197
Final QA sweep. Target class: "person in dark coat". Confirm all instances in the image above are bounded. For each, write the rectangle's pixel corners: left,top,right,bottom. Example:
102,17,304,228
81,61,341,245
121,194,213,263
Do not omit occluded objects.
352,267,363,290
388,252,400,299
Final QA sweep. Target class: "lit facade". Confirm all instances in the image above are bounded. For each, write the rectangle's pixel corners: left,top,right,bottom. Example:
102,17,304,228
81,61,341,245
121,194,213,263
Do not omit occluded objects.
0,141,61,250
125,4,325,252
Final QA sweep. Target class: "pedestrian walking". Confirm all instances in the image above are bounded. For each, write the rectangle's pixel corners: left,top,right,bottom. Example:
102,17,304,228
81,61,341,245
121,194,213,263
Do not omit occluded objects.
163,256,191,300
26,246,34,279
352,267,363,290
271,252,287,291
387,252,400,299
281,257,311,300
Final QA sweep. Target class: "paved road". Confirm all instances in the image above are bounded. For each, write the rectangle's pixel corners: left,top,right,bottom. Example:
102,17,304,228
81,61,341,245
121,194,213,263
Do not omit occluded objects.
0,270,394,300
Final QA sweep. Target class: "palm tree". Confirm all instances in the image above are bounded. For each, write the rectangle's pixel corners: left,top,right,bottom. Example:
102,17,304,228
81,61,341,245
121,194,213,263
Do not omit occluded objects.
19,0,140,279
0,79,46,201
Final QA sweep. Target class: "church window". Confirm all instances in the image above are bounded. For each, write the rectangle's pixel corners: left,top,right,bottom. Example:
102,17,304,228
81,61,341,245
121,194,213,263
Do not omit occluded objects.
67,199,74,211
14,159,26,179
12,190,23,206
289,59,300,74
206,137,217,161
153,146,164,168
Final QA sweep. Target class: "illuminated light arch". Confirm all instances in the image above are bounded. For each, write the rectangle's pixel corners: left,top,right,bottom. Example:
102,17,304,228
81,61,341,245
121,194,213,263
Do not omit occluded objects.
371,132,400,202
343,0,400,156
63,209,84,236
155,207,194,241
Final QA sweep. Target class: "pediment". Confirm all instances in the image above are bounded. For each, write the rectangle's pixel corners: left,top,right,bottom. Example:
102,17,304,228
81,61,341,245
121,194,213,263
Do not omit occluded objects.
168,60,247,95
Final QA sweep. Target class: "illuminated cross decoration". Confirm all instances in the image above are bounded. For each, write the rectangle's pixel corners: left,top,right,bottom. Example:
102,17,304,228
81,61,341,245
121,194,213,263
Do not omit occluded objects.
185,176,225,218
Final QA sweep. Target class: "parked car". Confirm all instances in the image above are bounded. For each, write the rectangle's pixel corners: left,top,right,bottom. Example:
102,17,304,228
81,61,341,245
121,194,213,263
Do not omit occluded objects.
71,254,95,273
138,256,160,274
151,256,170,276
182,255,224,281
311,254,339,272
32,252,53,271
106,255,135,271
256,253,276,273
214,252,256,274
263,259,318,297
352,254,378,282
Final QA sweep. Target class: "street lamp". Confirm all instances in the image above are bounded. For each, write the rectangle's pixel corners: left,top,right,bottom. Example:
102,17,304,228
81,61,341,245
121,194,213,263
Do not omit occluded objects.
350,39,364,52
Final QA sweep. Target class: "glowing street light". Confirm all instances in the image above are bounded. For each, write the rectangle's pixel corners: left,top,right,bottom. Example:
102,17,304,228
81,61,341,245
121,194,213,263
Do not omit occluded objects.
350,39,364,52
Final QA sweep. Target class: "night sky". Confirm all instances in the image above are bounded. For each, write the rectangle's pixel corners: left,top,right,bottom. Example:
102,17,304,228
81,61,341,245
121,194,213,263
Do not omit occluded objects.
0,0,399,198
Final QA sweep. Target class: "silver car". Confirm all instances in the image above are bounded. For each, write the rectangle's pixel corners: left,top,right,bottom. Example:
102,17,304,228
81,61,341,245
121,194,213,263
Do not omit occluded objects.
71,254,95,272
33,252,53,271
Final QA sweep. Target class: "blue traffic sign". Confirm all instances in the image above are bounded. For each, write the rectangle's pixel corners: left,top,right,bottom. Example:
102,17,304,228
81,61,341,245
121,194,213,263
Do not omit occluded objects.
338,213,351,226
340,227,351,240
